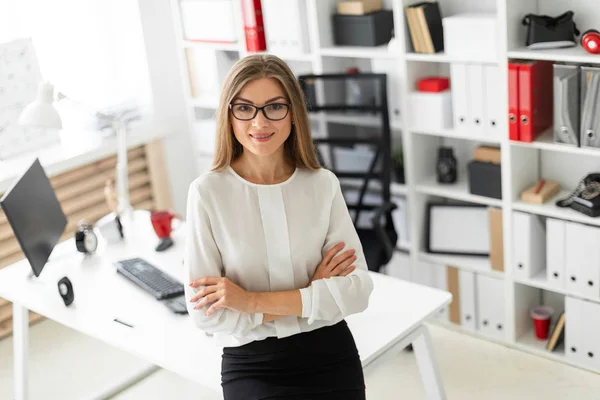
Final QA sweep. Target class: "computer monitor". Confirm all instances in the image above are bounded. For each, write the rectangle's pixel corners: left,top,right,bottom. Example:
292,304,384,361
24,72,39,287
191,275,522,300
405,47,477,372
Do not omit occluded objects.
0,158,67,277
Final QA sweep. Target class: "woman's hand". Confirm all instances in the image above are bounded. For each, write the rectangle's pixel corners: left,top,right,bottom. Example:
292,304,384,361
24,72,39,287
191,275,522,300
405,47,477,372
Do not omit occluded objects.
310,242,356,284
188,277,255,316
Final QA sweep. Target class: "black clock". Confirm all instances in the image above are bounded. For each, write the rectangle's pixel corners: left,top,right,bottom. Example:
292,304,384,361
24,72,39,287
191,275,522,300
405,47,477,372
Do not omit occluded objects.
75,221,98,254
436,147,457,184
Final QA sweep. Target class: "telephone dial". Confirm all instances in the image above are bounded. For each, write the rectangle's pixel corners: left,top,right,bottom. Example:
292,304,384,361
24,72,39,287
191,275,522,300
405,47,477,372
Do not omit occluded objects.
556,173,600,217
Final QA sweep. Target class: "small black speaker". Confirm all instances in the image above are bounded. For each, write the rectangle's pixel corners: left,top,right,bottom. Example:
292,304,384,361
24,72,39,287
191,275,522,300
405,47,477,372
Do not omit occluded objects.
57,277,74,306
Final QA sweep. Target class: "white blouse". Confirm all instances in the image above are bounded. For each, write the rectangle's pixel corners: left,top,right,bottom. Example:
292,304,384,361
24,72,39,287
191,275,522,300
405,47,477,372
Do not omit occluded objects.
183,165,373,347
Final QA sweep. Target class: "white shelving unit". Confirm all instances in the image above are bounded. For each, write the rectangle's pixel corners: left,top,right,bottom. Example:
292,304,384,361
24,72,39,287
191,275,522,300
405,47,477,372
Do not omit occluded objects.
167,0,600,374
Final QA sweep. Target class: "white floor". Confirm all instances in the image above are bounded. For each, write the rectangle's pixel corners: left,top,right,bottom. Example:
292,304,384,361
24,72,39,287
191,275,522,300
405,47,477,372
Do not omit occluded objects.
1,319,600,399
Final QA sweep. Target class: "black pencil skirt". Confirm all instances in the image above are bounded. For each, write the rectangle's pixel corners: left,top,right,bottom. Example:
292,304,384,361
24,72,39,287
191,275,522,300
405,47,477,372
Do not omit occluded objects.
221,320,366,400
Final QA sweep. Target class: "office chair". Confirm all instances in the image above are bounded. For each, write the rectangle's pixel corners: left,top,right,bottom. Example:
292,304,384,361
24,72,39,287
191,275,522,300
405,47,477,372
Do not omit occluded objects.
298,72,398,273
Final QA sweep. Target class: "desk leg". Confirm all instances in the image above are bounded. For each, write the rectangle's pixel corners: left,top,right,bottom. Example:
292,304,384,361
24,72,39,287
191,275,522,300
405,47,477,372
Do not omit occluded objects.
13,302,29,400
413,325,446,400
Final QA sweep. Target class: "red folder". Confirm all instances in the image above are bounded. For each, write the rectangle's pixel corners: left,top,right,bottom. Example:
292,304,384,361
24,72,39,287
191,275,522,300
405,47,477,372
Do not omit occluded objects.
241,0,266,52
518,60,553,142
508,62,520,141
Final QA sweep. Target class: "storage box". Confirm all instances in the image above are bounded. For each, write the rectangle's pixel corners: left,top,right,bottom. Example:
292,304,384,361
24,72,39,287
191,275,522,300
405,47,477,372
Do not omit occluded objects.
520,180,561,204
442,13,498,62
181,1,237,43
467,161,502,199
337,0,382,15
332,10,394,46
474,146,501,164
408,90,452,131
488,207,504,272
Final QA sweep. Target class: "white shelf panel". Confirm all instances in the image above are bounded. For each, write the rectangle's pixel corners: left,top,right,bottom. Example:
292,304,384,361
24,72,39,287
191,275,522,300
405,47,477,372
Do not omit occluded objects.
255,51,315,62
508,46,600,65
515,330,565,361
319,45,397,59
512,191,600,228
405,52,498,64
415,175,503,207
412,128,502,144
514,271,600,305
181,40,240,52
418,252,504,279
190,96,219,109
391,182,407,196
510,129,600,157
310,113,403,131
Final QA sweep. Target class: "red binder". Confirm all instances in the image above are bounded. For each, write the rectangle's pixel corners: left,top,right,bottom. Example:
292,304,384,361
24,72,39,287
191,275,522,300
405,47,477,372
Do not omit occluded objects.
508,62,520,141
241,0,266,52
518,60,553,142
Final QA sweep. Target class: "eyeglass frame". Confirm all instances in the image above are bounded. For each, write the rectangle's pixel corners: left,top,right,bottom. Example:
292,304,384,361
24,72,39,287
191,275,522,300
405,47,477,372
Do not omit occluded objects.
229,102,292,121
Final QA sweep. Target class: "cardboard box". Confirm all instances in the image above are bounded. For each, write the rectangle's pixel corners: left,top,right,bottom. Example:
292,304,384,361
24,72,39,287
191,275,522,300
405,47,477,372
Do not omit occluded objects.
521,180,561,204
337,0,382,15
474,145,501,164
488,207,504,272
447,266,461,324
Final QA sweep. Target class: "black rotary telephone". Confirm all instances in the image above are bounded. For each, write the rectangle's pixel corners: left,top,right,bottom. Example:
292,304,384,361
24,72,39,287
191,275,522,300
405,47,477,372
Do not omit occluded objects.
556,173,600,217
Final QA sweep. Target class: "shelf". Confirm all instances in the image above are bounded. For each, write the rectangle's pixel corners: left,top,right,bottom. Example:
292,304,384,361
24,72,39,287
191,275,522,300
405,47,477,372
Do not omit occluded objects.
181,40,240,52
415,175,503,207
391,182,407,196
405,52,498,64
190,96,219,109
515,329,565,361
319,45,397,59
340,178,407,197
508,46,600,65
512,191,600,228
510,129,600,157
254,51,315,62
514,271,600,305
418,252,504,279
412,127,502,143
309,113,402,130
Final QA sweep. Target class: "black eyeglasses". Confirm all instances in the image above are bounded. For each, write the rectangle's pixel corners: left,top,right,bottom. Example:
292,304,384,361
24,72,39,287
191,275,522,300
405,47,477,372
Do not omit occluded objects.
229,103,291,121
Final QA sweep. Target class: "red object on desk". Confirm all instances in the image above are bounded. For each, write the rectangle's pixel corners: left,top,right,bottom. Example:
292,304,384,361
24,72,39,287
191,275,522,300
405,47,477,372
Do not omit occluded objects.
417,77,450,92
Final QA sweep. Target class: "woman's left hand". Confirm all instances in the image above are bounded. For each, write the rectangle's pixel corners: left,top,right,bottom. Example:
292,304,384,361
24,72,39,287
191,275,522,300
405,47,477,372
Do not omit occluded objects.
188,277,255,316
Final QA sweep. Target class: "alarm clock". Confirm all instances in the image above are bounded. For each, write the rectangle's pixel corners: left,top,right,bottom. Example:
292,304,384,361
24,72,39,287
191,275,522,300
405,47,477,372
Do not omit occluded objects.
75,221,98,254
436,147,457,184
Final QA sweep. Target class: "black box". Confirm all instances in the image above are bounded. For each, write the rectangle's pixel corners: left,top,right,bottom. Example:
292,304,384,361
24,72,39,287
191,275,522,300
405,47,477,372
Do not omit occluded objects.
468,161,502,199
332,10,394,47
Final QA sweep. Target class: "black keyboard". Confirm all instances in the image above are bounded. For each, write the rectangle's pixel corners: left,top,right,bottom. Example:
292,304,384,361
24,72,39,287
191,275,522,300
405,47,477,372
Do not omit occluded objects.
115,257,184,300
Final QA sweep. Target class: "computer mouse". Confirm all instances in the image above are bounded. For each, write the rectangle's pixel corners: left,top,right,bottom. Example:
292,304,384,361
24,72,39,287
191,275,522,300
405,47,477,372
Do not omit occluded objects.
155,237,174,252
57,276,74,306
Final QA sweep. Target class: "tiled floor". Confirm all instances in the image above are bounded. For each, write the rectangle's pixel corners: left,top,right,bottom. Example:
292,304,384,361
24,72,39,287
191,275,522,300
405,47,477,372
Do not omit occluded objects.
1,319,600,399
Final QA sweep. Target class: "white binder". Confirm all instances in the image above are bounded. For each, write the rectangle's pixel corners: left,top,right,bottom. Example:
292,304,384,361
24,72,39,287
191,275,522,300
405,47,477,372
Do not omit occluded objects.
512,211,546,280
565,296,585,365
467,63,485,137
565,222,600,298
450,63,469,132
483,65,502,139
458,270,477,331
476,275,505,339
546,218,566,289
581,299,600,370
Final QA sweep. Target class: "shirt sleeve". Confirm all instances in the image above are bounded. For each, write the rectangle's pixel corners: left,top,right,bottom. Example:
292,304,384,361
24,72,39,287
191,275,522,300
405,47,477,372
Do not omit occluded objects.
298,171,374,324
183,181,264,336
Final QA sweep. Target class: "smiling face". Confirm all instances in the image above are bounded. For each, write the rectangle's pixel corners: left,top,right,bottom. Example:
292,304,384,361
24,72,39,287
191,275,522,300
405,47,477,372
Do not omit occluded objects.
230,77,292,159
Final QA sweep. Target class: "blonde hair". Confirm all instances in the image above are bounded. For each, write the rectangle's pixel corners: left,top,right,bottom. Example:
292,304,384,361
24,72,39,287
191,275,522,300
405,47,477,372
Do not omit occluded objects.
211,54,321,171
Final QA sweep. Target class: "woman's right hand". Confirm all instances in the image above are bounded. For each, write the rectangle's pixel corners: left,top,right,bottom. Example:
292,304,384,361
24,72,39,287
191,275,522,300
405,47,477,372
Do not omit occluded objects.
310,242,356,284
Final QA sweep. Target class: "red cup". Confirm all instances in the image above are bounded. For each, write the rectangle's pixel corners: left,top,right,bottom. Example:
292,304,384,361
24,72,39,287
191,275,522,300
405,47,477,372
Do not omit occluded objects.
531,306,554,340
150,210,181,239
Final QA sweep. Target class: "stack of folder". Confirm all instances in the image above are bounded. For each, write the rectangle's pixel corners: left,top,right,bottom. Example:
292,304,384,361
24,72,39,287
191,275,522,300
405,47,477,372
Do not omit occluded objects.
508,60,553,143
405,2,444,54
553,64,600,148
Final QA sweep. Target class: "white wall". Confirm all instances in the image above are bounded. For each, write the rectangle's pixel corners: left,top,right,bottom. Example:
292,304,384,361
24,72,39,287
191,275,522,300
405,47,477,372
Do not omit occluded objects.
137,0,197,217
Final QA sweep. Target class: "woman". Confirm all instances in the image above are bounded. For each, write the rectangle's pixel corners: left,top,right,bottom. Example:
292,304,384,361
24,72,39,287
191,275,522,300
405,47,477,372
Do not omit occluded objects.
184,54,373,399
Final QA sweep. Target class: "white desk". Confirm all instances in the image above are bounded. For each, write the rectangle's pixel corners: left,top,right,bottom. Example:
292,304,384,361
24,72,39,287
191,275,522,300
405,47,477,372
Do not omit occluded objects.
0,211,451,400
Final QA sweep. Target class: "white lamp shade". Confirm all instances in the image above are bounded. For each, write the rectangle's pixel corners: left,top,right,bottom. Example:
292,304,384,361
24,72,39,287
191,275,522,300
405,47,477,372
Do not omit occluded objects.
18,82,63,129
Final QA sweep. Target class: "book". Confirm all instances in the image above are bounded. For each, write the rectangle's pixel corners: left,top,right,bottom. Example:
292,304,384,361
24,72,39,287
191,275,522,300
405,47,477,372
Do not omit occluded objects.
546,312,566,352
407,2,444,54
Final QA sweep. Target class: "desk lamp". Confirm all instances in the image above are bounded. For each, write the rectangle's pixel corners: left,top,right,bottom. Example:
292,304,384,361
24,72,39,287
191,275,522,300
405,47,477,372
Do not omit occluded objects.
19,82,134,219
